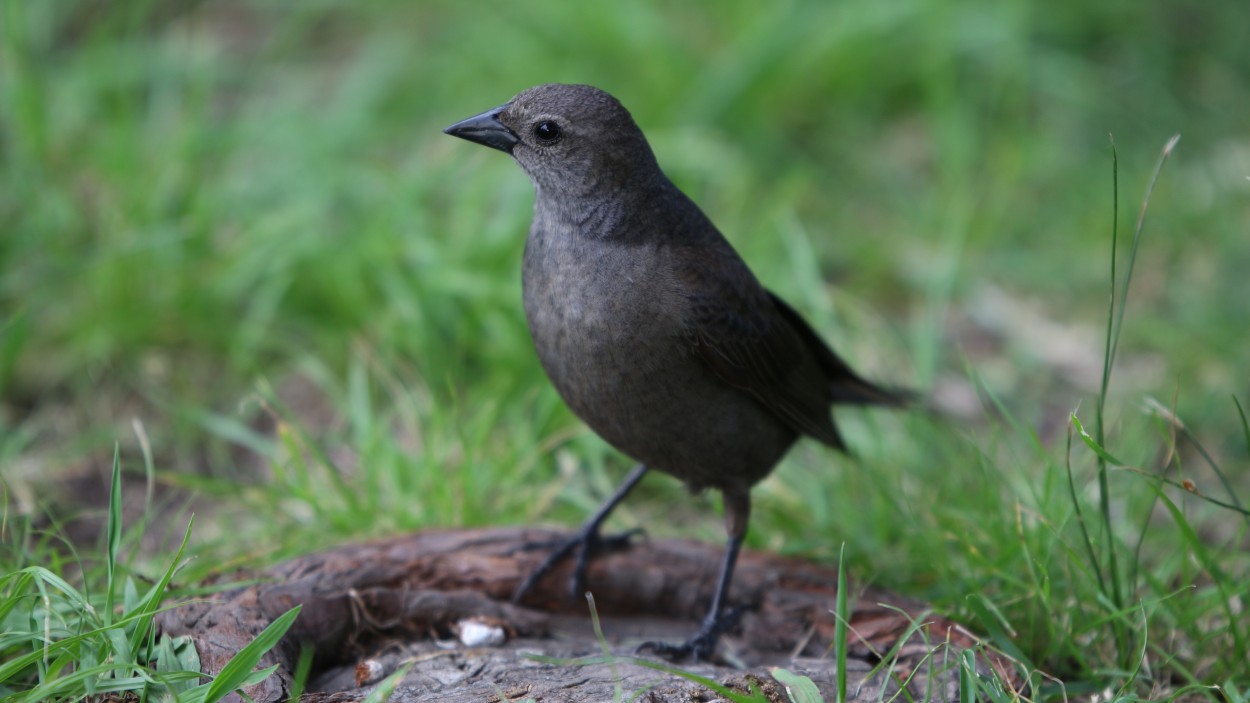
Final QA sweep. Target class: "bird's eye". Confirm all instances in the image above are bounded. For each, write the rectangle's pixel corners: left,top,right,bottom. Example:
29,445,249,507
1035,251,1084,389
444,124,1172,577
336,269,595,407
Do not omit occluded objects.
533,120,562,143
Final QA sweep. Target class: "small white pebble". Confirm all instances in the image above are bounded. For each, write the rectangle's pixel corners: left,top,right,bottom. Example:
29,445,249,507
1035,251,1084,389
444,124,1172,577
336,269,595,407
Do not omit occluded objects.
456,619,507,647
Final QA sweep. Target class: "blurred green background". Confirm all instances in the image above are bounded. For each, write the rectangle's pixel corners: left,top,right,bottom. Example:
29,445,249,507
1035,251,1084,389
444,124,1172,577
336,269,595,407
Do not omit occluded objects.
2,0,1248,694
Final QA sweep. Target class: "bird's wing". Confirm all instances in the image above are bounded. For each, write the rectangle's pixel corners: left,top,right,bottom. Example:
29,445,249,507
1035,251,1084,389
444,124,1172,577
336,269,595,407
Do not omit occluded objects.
676,249,850,449
765,292,910,407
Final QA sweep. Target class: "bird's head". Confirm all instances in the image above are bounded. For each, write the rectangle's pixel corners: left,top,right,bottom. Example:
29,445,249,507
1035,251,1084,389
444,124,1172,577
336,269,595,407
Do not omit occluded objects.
444,83,660,197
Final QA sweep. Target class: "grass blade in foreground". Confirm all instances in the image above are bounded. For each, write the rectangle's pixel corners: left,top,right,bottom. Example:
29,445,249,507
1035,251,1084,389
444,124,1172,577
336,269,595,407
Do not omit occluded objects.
834,543,848,703
770,666,823,703
181,604,302,703
1087,134,1181,672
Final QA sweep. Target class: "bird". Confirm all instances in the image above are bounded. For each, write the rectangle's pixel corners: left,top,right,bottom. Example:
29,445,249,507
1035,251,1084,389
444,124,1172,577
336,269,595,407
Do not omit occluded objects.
443,83,907,661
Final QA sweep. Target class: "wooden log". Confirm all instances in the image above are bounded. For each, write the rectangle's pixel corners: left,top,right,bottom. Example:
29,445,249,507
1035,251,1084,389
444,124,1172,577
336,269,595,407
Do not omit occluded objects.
156,527,1023,702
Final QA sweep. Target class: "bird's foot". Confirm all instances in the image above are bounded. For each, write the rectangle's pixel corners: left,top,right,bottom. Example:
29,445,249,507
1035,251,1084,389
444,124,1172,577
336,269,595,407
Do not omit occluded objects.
513,527,644,603
636,605,745,663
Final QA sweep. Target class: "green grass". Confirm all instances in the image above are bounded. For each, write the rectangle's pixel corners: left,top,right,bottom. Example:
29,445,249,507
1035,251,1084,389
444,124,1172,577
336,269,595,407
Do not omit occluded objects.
3,0,1249,700
0,446,299,702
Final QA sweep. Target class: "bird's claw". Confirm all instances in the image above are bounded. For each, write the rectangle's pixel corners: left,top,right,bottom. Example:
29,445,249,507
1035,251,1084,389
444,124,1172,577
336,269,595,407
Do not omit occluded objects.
636,636,711,662
513,527,644,604
636,605,745,662
567,527,644,599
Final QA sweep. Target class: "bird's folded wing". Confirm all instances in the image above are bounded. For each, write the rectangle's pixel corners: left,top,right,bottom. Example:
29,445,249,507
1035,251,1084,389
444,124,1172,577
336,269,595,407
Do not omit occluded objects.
679,270,844,448
765,292,910,407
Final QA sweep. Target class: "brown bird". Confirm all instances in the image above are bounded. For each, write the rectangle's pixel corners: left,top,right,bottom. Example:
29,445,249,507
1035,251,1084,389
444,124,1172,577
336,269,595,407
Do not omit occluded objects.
445,83,907,661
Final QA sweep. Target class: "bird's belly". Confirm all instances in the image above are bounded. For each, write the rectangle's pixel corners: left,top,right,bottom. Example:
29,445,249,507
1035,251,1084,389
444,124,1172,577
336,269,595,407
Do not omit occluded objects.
526,287,795,491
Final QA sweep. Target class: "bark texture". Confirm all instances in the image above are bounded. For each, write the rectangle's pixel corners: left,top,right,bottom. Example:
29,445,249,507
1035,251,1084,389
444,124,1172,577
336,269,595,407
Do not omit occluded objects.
156,527,1023,702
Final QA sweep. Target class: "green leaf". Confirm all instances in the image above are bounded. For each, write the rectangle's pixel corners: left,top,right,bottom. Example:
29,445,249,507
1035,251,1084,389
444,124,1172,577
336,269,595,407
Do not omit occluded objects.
0,572,35,623
105,444,122,627
771,667,823,703
833,542,848,703
1070,413,1129,467
127,516,195,655
153,634,202,696
959,650,977,703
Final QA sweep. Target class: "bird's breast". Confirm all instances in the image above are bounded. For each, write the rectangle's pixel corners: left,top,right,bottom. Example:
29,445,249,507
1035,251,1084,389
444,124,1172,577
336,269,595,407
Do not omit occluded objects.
522,227,687,393
523,240,670,363
519,222,796,488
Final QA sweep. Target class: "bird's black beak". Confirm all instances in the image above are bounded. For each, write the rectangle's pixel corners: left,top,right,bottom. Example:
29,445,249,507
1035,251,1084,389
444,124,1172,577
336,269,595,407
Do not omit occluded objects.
443,106,519,154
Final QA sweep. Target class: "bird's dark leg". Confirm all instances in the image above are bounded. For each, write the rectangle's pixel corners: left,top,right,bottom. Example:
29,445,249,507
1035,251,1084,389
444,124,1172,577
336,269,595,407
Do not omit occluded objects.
513,463,649,604
638,488,750,662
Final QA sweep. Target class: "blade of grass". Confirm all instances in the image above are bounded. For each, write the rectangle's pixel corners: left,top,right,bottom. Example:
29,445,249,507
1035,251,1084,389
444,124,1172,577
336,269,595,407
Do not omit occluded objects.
1174,419,1249,520
105,444,122,627
0,571,35,623
856,603,942,696
1094,135,1127,656
288,643,314,702
960,649,977,703
127,515,195,655
622,656,767,703
360,661,415,703
1071,413,1130,467
834,542,848,703
1089,134,1180,669
770,667,823,703
22,662,153,702
1064,415,1107,603
1115,467,1249,516
964,594,1032,670
194,604,302,703
1095,132,1125,617
132,418,156,522
583,592,622,703
1151,488,1247,657
1235,396,1250,455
